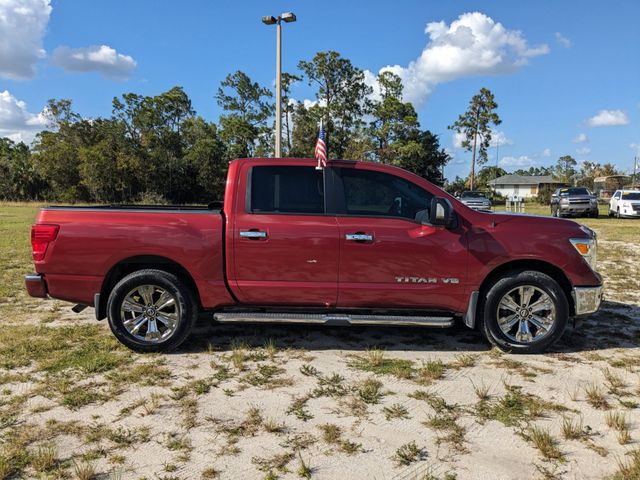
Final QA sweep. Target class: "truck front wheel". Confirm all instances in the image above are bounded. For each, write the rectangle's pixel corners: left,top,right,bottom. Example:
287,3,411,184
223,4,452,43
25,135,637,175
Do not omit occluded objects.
106,269,197,352
479,270,569,354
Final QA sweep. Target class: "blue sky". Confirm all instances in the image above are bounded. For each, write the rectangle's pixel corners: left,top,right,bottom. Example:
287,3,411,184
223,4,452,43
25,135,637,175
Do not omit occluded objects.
1,0,639,180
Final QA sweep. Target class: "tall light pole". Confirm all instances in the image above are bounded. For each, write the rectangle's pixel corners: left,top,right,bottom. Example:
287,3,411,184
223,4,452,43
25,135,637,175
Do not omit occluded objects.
262,12,296,158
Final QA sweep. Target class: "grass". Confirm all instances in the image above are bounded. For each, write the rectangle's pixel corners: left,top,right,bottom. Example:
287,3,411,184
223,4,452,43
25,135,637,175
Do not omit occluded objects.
476,384,569,427
383,403,410,421
317,424,362,455
393,441,426,466
348,350,415,380
610,449,640,480
30,442,57,473
357,378,383,404
0,324,130,372
584,383,610,410
0,203,44,313
523,426,564,461
605,411,631,445
561,416,589,441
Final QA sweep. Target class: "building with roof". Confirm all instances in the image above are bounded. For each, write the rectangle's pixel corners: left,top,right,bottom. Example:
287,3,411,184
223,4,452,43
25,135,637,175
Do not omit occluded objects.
488,174,566,199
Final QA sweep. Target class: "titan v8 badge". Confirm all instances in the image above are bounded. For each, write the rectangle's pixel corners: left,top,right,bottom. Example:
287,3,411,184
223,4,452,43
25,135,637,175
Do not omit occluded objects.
395,276,459,284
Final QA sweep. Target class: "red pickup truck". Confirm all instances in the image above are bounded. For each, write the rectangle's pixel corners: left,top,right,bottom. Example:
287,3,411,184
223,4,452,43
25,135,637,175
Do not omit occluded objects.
26,158,603,353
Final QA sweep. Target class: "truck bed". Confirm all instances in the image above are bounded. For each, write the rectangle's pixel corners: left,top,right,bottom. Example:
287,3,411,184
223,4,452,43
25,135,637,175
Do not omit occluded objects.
33,205,234,311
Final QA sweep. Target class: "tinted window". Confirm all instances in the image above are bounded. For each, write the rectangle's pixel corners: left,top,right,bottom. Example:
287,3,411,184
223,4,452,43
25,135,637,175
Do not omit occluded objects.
614,191,621,199
461,191,487,199
559,187,590,196
251,166,324,214
339,168,433,220
622,192,640,200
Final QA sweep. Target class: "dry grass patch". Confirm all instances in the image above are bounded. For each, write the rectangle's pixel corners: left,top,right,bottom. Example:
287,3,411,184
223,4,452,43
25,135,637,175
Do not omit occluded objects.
584,383,611,409
475,384,569,427
610,448,640,479
383,403,410,421
393,441,427,466
317,424,363,455
523,426,564,461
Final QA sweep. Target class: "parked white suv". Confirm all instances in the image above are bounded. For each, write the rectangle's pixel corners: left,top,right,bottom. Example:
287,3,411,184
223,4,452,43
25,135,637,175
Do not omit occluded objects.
609,189,640,218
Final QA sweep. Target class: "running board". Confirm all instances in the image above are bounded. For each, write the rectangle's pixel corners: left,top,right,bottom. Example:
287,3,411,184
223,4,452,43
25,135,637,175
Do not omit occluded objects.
213,312,454,328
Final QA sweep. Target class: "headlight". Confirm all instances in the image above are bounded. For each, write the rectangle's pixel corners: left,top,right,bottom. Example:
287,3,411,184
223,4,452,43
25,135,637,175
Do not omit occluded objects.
560,198,569,204
570,238,597,270
590,198,598,205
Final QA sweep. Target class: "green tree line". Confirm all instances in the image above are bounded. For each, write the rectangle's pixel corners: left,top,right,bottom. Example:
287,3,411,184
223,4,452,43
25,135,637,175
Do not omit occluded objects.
0,51,450,204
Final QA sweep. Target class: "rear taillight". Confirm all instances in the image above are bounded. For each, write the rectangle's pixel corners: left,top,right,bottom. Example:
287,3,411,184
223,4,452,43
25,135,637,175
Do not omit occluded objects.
31,224,59,262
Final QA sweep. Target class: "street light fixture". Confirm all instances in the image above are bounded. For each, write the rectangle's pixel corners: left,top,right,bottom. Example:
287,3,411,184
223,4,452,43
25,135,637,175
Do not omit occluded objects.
262,12,297,158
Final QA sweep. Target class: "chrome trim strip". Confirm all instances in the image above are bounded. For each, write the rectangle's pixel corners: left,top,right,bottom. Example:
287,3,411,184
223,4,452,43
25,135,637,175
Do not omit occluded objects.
214,312,454,327
572,285,604,315
464,291,479,328
25,274,43,282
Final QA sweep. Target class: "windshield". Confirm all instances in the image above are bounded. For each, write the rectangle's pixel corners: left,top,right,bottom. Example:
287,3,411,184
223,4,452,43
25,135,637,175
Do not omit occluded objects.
461,191,487,199
559,188,590,196
622,192,640,200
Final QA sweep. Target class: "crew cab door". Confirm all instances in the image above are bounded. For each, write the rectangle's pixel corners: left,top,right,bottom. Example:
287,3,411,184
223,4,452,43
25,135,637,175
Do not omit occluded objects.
228,162,339,306
332,165,468,312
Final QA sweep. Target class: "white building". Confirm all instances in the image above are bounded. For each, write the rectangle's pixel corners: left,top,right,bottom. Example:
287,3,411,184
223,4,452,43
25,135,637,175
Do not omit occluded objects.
488,174,565,199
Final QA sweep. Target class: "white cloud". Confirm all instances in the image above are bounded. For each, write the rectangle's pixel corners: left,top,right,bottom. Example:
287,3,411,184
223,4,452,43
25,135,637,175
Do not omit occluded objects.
555,32,572,48
452,128,512,148
51,45,137,80
542,148,551,157
573,133,588,143
0,0,51,79
500,155,535,167
365,12,549,106
0,90,48,144
587,109,629,127
576,147,591,155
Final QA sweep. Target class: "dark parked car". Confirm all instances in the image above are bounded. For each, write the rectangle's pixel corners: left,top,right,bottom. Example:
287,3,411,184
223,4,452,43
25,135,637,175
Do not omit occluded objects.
550,187,598,218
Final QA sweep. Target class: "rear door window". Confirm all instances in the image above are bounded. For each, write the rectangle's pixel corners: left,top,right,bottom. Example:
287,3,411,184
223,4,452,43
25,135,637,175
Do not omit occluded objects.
250,166,325,214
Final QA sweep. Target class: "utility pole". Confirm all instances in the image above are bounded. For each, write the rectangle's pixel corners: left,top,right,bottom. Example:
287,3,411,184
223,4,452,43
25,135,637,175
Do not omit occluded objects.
262,12,297,158
634,156,638,188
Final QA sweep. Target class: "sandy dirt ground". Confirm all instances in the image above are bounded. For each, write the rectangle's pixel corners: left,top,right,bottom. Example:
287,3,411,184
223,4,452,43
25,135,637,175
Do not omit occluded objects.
2,239,639,480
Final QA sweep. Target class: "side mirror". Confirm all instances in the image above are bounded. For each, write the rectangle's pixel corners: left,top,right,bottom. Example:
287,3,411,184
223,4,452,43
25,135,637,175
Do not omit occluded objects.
428,197,455,228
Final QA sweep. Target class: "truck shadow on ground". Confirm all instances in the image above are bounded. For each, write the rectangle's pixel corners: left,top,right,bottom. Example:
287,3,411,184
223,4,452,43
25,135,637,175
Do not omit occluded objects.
182,300,639,355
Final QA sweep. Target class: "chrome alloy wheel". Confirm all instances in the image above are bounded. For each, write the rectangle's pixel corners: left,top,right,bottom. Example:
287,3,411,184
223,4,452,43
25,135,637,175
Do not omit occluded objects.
496,285,556,344
120,285,180,343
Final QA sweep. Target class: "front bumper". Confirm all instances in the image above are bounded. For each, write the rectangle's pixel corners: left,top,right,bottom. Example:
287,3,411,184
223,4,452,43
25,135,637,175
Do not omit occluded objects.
559,205,598,215
25,273,48,298
572,285,603,315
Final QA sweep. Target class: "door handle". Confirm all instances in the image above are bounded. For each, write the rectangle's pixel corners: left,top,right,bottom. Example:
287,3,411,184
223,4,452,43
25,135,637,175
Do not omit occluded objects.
345,233,373,242
240,230,268,239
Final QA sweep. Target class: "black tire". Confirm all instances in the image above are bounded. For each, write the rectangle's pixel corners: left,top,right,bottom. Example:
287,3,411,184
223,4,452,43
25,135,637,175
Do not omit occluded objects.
478,270,569,354
616,208,621,219
106,269,197,352
608,209,614,218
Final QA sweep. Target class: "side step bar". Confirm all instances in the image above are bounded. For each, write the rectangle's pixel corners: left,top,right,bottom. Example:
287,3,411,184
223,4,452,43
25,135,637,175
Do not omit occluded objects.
213,312,454,328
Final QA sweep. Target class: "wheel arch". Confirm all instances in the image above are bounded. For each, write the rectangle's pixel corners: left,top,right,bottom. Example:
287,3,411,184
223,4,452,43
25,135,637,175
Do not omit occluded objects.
477,259,575,324
97,255,201,320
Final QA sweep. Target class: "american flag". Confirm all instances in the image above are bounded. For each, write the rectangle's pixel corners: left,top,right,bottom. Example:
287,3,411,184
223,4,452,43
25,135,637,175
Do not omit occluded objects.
314,121,327,168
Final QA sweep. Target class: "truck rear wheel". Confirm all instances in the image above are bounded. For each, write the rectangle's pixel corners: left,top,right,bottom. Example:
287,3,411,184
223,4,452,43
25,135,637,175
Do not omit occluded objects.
479,270,569,354
106,269,197,352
